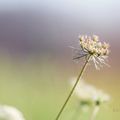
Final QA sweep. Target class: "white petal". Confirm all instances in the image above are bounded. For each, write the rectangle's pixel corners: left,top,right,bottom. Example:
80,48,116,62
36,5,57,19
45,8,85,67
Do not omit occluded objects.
92,56,100,70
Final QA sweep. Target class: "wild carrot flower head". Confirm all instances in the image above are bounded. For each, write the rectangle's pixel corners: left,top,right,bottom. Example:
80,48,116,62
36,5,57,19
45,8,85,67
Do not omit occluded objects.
73,35,110,69
0,105,25,120
79,35,110,56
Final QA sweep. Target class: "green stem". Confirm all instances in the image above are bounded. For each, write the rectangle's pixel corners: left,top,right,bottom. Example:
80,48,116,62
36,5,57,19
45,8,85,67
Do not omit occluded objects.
90,106,99,120
55,55,91,120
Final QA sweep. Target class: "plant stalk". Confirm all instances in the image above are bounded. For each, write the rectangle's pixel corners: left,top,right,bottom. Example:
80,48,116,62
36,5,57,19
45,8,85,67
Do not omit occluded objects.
90,106,99,120
55,55,91,120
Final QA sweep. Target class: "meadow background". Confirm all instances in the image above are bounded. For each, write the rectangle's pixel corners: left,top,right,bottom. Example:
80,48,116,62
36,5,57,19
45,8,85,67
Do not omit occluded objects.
0,0,120,120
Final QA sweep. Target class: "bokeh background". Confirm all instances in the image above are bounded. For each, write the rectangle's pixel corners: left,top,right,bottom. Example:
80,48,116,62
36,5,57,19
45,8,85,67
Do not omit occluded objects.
0,0,120,120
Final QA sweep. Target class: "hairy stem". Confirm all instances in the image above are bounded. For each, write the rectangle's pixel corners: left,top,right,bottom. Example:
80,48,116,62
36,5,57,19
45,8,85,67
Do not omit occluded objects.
55,55,91,120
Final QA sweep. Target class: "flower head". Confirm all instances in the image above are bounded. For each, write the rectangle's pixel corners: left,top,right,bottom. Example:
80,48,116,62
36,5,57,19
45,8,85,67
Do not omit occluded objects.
0,105,25,120
79,35,109,56
76,35,110,69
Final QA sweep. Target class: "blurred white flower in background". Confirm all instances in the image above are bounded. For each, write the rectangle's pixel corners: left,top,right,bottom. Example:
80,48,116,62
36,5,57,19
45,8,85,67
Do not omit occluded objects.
70,78,111,120
0,105,25,120
70,77,110,105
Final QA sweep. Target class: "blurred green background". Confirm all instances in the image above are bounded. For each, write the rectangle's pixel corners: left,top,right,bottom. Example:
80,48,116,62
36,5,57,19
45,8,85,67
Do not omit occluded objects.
0,0,120,120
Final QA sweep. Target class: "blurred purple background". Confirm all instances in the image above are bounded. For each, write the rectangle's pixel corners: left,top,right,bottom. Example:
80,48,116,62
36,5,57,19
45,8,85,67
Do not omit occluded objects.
0,0,119,78
0,0,119,56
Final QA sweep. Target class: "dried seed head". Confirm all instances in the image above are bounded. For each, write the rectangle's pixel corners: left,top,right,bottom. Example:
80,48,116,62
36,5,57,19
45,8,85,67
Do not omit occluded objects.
78,35,110,69
79,35,110,56
71,35,110,69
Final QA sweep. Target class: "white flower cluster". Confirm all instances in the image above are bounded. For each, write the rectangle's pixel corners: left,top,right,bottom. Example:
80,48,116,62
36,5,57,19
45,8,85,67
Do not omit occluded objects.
78,35,110,70
79,35,110,56
0,105,25,120
71,78,110,105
